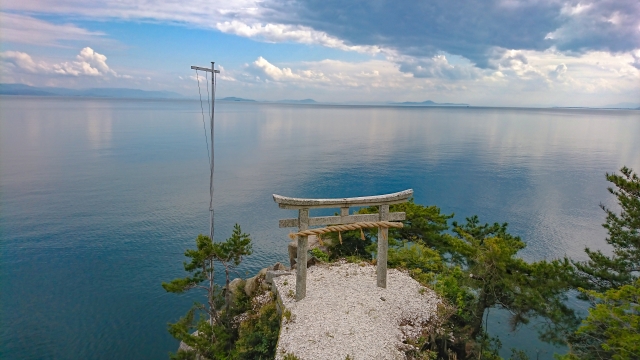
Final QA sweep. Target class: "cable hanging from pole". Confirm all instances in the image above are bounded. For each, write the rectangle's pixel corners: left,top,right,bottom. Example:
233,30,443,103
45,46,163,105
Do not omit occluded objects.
195,70,211,166
205,72,211,140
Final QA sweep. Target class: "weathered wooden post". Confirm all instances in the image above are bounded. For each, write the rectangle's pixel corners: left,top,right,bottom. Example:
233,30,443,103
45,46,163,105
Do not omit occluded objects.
296,209,309,300
273,189,413,300
377,204,389,288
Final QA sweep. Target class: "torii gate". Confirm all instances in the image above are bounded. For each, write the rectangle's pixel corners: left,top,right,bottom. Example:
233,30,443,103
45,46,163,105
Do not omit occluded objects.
273,189,413,300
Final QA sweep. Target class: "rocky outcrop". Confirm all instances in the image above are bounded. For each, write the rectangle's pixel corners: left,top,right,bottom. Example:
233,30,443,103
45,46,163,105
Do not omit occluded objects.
226,278,246,307
244,275,259,296
273,261,446,360
227,263,289,300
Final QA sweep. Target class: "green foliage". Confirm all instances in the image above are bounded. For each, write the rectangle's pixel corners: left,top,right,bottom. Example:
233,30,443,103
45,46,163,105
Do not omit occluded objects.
163,224,256,359
415,205,576,355
162,234,214,294
445,217,577,346
326,229,373,261
572,280,640,360
326,198,453,262
213,224,253,267
233,301,281,359
573,167,640,292
357,199,453,249
310,248,329,262
563,167,640,360
167,314,236,360
283,309,292,322
508,348,530,360
282,353,300,360
331,200,576,358
388,199,454,248
388,242,443,273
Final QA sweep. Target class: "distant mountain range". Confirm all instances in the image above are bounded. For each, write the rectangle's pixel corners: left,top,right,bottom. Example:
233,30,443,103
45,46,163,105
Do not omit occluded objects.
388,100,469,107
220,97,255,102
0,83,184,99
4,84,635,110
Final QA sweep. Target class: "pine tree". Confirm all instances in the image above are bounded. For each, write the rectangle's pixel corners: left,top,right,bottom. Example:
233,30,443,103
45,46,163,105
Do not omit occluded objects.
564,167,640,359
574,167,640,291
162,224,253,359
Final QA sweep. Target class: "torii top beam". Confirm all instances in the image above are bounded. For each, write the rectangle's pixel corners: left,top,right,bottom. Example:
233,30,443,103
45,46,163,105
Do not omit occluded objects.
272,189,413,210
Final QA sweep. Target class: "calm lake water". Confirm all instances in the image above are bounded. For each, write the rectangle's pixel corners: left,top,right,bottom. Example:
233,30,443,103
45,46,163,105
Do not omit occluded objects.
1,96,638,359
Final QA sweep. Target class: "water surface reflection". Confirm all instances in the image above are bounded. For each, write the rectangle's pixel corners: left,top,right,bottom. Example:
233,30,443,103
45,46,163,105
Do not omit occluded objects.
1,97,638,359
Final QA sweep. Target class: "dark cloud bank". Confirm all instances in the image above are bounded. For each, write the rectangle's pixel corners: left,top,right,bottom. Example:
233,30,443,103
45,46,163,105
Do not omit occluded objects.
264,0,640,67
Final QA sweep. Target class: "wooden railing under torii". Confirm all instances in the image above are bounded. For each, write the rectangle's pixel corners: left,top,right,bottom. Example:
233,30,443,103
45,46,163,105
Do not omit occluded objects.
273,189,413,300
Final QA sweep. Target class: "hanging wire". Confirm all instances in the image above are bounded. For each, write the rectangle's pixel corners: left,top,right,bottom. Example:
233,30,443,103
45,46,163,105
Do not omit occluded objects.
211,67,216,178
205,71,211,130
195,70,211,166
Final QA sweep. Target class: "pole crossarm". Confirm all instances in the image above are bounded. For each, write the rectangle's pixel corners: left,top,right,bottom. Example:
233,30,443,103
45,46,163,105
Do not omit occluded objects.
190,65,220,73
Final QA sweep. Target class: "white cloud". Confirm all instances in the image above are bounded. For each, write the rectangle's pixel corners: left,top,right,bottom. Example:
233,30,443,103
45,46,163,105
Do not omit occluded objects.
2,1,638,106
0,51,46,73
396,54,482,80
1,47,120,77
218,51,639,106
1,0,262,24
240,56,431,91
76,47,115,75
216,21,382,54
216,65,237,81
250,56,328,82
560,3,593,16
1,2,387,54
0,12,105,46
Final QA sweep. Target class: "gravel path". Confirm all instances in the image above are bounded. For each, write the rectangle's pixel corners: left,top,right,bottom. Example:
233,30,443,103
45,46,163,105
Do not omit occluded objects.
273,261,442,360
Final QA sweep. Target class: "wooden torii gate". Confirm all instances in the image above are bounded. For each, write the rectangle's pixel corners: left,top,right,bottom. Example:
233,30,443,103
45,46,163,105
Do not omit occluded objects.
273,189,413,300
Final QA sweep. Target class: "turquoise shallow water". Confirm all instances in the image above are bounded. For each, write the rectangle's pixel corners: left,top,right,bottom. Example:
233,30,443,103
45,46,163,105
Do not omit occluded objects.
1,96,638,359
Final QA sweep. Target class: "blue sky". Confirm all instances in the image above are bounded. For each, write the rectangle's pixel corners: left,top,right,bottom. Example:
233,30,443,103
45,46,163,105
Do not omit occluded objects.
1,0,639,106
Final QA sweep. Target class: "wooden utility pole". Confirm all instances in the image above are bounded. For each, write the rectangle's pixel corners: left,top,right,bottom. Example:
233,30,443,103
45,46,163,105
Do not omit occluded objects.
190,62,220,242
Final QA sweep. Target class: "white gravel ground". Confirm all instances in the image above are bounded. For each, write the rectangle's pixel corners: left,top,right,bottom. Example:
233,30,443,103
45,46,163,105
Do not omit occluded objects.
273,261,442,360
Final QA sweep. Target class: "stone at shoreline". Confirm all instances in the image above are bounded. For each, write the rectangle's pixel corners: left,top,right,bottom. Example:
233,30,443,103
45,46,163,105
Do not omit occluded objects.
291,256,319,270
244,275,259,296
287,235,331,267
229,277,245,292
227,278,246,306
258,267,268,277
265,270,292,285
